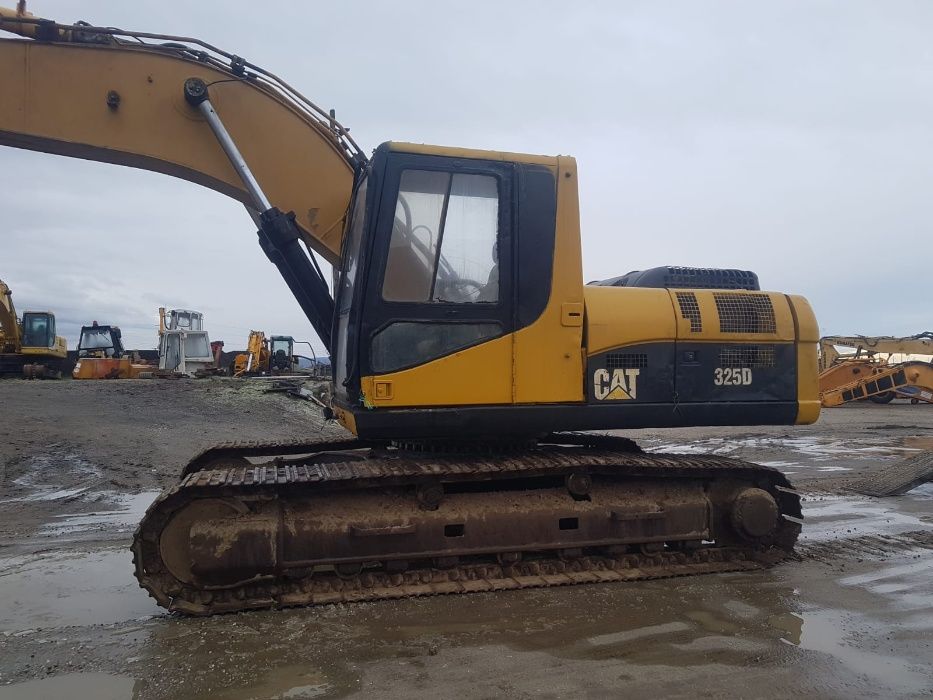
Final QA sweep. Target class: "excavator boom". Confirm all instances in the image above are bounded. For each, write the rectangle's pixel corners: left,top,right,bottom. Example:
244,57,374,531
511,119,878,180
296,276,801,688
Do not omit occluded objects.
0,277,19,352
0,7,363,263
818,333,933,406
819,333,933,371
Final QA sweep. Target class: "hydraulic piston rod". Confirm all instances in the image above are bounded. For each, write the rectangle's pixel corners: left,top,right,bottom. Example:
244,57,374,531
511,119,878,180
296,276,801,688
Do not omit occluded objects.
182,77,335,351
183,78,272,212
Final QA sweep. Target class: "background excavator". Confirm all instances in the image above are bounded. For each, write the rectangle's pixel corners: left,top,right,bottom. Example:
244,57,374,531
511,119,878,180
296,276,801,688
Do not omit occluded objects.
232,330,270,376
0,6,819,615
0,277,67,378
818,333,933,406
232,332,317,376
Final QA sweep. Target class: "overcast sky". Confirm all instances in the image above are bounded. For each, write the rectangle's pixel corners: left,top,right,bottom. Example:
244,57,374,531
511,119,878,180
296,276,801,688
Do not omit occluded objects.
2,1,932,351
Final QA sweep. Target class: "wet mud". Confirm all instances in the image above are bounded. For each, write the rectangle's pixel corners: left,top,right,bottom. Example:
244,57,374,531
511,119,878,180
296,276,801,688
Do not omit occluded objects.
0,381,931,698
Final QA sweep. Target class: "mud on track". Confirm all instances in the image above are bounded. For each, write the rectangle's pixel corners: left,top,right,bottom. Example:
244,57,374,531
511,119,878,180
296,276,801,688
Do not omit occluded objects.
1,380,931,699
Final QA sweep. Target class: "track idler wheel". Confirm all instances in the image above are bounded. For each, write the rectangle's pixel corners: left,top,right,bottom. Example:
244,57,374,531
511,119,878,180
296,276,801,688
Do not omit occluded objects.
565,473,592,500
730,487,779,540
416,482,443,510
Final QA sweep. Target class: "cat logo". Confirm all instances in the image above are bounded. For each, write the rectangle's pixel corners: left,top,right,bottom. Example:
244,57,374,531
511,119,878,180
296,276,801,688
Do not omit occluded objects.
593,368,640,401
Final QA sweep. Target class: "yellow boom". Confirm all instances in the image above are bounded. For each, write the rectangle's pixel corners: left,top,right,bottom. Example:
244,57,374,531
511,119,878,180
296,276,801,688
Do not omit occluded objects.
0,5,360,262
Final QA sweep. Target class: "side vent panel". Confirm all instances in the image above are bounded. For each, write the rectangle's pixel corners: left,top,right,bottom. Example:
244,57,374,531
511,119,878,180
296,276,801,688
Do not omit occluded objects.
606,353,648,369
676,292,702,333
713,293,776,334
718,345,776,368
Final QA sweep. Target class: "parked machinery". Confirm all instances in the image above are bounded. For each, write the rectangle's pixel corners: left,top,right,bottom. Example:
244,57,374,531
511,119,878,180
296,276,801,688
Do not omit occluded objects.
158,307,215,376
0,7,821,615
269,335,297,374
233,333,322,376
72,321,151,379
232,330,270,376
818,333,933,406
0,277,67,378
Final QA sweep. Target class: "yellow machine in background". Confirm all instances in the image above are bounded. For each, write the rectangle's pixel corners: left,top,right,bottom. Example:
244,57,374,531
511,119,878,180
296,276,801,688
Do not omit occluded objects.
232,330,270,376
0,7,820,615
0,277,67,378
818,333,933,406
232,332,305,376
72,321,152,379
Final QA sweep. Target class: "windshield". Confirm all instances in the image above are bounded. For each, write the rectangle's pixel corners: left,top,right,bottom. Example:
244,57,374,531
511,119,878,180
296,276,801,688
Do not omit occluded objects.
184,333,211,359
78,327,115,357
337,176,368,315
171,310,202,331
271,338,291,355
334,175,368,391
22,314,51,348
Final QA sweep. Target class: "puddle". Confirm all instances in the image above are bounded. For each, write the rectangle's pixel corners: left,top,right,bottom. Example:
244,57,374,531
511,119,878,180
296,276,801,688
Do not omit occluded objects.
39,492,159,538
785,608,931,695
905,482,933,500
0,548,162,631
840,557,933,612
0,673,136,700
904,436,933,451
646,435,925,474
799,496,931,542
759,460,801,469
211,665,339,700
1,453,101,505
586,621,691,646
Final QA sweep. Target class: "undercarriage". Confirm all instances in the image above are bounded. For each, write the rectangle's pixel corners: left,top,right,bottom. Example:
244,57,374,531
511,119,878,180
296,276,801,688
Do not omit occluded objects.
132,434,802,615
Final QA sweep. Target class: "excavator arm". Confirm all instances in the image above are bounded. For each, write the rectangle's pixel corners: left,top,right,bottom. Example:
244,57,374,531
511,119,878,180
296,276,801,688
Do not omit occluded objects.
819,333,933,371
0,6,366,349
0,278,21,352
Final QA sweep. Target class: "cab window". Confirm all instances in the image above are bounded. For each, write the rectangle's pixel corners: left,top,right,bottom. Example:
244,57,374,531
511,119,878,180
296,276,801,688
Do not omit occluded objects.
382,170,499,304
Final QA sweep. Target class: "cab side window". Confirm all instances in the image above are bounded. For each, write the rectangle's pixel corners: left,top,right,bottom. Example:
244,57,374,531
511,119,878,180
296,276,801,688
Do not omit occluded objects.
382,170,499,304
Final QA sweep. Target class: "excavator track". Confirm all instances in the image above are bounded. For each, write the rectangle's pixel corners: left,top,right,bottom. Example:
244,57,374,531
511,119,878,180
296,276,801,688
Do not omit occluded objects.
132,438,802,615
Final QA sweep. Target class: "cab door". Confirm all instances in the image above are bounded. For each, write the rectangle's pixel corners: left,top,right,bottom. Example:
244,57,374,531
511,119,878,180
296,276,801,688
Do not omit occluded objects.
358,152,515,408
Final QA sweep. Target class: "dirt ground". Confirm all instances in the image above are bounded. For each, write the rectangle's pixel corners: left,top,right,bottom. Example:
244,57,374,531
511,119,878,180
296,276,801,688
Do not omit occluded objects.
0,379,931,699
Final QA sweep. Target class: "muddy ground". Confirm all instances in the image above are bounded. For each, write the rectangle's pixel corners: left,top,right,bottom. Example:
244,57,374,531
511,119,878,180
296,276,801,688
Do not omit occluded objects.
0,379,931,699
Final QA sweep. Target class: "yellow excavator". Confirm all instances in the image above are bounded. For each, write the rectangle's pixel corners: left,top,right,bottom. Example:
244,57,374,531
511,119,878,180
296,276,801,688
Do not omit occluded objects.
818,333,933,406
0,6,820,615
0,277,67,378
232,330,271,376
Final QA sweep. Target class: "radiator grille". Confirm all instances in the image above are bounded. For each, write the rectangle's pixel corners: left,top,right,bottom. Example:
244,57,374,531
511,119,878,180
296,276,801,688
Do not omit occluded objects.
676,292,702,333
713,293,776,334
718,345,776,368
606,353,648,370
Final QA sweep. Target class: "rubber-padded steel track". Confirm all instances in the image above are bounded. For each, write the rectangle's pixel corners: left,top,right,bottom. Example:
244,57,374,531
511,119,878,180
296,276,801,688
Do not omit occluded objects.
133,441,802,615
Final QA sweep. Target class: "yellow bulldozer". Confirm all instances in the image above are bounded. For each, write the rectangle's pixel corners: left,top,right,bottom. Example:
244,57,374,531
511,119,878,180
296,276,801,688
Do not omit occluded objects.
0,6,821,615
0,277,67,378
72,321,152,379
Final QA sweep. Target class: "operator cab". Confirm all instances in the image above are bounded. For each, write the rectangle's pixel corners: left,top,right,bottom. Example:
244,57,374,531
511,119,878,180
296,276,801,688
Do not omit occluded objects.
76,323,124,359
331,142,560,427
269,335,296,374
21,311,56,349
